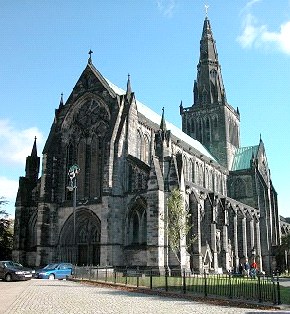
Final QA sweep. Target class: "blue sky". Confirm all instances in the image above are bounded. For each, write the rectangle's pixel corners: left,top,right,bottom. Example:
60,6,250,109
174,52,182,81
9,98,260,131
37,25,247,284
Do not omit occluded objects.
0,0,289,217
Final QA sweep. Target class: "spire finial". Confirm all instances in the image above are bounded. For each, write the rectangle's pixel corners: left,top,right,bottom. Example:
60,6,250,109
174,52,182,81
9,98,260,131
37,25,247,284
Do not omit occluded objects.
205,4,209,18
59,93,64,108
88,49,93,64
126,73,132,99
160,107,167,131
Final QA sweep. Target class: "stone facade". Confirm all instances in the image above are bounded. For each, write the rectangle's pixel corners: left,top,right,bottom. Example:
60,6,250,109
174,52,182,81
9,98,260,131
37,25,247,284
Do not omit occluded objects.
13,17,284,274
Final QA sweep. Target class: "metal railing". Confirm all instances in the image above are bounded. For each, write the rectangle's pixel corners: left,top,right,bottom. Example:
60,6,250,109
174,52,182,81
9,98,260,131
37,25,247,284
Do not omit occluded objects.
72,266,281,305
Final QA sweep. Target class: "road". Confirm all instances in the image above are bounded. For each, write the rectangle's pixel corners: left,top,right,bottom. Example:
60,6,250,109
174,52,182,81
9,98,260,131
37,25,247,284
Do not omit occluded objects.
0,279,289,314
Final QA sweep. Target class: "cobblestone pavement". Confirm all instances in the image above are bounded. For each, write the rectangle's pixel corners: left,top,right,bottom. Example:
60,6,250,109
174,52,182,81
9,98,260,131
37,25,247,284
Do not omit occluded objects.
0,279,289,314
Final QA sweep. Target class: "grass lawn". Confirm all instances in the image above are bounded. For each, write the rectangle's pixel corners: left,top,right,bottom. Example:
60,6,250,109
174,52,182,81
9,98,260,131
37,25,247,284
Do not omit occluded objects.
77,270,290,304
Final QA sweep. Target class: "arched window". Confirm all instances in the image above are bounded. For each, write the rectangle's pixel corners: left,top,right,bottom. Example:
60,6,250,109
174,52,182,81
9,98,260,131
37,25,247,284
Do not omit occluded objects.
144,134,150,164
210,69,217,80
127,198,147,246
205,168,209,188
132,211,140,244
188,160,192,182
187,120,191,133
141,211,147,244
202,88,208,104
213,115,218,128
136,130,142,160
191,160,195,183
183,156,188,181
191,120,195,134
205,117,211,142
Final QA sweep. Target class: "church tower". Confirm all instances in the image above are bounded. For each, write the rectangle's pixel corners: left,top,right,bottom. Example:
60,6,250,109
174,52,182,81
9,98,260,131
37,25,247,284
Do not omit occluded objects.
180,15,240,169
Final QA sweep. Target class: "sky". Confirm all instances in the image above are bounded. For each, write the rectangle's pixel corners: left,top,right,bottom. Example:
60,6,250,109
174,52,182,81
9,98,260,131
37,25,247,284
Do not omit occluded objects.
0,0,289,217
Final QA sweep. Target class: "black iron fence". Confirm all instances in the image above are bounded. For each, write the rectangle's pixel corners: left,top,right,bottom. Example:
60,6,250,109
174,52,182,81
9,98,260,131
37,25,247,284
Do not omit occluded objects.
72,266,281,305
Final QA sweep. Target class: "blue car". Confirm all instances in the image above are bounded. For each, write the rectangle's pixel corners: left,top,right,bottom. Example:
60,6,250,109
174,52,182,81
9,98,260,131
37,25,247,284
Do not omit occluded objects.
36,263,73,280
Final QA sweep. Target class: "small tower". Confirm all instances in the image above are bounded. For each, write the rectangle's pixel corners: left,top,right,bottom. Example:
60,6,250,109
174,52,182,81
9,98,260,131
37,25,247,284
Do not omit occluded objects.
180,14,240,169
25,137,40,184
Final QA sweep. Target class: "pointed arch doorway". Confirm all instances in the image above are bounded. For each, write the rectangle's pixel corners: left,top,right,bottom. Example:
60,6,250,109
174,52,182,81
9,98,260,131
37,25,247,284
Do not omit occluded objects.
58,209,101,265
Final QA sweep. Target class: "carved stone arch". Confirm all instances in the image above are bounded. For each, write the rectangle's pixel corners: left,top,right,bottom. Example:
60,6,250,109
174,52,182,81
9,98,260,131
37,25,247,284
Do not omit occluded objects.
58,208,101,266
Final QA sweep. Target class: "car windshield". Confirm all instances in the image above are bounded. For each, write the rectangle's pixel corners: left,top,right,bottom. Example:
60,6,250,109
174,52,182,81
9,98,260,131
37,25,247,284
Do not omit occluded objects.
3,261,22,268
43,263,58,270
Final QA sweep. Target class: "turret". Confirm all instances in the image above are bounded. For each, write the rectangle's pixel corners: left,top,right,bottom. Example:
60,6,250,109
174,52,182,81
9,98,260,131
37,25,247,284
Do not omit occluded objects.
25,137,40,184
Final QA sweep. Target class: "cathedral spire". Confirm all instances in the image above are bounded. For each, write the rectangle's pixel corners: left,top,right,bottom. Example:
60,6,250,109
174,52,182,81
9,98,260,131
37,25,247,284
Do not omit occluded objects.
193,15,226,106
180,14,240,169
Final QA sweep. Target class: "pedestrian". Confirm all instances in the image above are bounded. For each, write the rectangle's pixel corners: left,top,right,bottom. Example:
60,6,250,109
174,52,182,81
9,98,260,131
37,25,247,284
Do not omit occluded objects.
244,260,250,277
238,263,243,275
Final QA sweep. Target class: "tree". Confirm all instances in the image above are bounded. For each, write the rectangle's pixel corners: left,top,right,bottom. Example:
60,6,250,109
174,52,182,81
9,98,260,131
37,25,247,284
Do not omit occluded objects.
165,188,195,266
0,198,14,260
276,233,290,274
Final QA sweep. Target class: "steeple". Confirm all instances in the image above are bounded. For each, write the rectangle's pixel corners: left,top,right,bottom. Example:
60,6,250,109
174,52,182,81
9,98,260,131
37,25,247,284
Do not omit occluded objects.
180,14,240,170
193,16,226,106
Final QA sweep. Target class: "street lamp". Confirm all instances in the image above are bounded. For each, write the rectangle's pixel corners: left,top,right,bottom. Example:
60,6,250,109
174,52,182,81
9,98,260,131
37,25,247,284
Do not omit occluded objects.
67,164,80,264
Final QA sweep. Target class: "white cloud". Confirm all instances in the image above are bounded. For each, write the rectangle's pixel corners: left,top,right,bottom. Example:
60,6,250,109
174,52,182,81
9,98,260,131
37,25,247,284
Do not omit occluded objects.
261,21,290,54
0,176,19,216
237,13,266,48
0,119,43,166
0,176,18,200
156,0,176,17
237,5,290,55
245,0,262,10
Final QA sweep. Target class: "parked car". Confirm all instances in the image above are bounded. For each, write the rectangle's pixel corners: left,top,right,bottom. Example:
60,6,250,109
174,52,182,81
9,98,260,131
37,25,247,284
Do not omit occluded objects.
0,261,35,282
36,263,73,280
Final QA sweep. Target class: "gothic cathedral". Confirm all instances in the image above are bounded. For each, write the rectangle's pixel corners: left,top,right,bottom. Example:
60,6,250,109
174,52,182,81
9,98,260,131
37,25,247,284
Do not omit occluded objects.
13,16,282,274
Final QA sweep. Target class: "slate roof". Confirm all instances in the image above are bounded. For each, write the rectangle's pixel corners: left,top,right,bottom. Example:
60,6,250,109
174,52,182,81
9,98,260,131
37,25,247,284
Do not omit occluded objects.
231,145,258,171
105,79,216,161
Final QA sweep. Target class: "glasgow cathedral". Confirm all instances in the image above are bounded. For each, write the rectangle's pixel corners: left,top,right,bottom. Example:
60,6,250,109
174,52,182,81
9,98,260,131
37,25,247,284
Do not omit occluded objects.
13,16,288,274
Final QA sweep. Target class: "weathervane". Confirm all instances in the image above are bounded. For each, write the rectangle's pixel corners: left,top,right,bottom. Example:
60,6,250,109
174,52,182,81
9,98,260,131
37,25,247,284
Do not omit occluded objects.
205,4,209,17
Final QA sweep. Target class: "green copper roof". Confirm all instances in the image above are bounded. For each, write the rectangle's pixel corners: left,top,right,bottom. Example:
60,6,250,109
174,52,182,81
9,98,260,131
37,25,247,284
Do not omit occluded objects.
231,145,259,171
